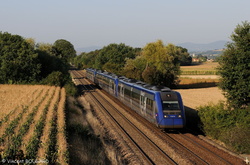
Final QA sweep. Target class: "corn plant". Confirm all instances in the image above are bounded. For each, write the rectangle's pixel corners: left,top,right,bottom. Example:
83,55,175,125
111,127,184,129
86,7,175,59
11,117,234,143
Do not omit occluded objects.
3,89,49,159
25,88,56,159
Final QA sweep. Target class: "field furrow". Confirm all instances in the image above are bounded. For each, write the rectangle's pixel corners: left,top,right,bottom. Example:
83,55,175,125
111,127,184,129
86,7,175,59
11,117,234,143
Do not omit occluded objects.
0,85,67,163
25,87,56,159
3,88,51,157
19,86,55,153
37,87,60,160
0,85,43,118
0,87,51,156
0,87,43,128
56,88,68,165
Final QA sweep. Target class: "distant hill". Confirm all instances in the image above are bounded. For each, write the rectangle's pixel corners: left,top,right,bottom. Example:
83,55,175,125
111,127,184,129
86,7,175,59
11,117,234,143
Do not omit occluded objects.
76,46,102,53
177,40,229,52
76,40,229,54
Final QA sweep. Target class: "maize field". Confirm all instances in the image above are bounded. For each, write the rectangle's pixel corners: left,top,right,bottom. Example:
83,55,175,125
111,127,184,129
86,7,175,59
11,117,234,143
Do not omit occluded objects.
0,85,68,164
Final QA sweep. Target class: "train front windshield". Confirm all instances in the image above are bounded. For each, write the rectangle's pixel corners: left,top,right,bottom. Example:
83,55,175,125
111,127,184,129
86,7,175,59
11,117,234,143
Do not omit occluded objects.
162,100,182,119
162,101,179,110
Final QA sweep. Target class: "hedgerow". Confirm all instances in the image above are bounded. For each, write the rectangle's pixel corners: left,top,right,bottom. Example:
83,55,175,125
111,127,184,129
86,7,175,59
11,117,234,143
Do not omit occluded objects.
198,103,250,153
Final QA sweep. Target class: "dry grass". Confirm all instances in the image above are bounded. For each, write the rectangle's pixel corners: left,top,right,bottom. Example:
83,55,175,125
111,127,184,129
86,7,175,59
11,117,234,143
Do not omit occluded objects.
181,62,219,71
175,87,226,110
175,87,226,130
181,62,219,75
178,62,220,88
66,96,112,165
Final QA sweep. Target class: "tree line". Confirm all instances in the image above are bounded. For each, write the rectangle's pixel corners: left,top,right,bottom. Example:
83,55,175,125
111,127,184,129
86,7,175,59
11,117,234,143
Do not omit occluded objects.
0,32,76,87
73,41,192,88
198,21,250,154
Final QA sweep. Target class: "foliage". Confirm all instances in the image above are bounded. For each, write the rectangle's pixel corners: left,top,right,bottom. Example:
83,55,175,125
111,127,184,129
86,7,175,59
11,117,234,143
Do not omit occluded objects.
53,39,77,63
141,40,181,87
95,43,140,74
42,71,67,87
218,21,250,108
73,50,100,69
0,32,73,87
64,80,78,97
198,103,250,153
194,54,208,62
176,46,192,65
122,55,147,80
0,32,41,83
36,44,68,79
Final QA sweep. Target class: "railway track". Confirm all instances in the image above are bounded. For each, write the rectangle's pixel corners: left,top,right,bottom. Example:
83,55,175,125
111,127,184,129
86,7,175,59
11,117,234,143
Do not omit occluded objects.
107,88,245,164
70,69,245,165
80,77,177,165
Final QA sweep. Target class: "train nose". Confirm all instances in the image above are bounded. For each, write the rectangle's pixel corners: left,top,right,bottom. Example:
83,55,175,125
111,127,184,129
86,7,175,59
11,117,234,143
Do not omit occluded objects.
160,118,184,129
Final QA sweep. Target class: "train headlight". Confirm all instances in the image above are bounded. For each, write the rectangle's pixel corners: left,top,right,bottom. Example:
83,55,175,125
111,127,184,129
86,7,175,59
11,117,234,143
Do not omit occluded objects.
178,115,182,118
164,115,168,118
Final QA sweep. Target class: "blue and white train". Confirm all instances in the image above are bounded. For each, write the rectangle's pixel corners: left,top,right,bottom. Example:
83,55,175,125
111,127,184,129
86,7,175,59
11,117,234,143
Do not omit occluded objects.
86,68,186,129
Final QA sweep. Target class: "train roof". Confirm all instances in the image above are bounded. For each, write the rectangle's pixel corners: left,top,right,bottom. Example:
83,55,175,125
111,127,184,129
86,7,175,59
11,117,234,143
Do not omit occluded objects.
96,70,118,79
86,68,96,72
118,78,171,95
86,68,172,94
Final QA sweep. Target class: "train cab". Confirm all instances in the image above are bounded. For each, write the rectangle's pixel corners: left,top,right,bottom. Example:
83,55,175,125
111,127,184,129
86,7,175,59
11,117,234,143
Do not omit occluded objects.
95,71,118,97
86,68,96,82
156,89,186,129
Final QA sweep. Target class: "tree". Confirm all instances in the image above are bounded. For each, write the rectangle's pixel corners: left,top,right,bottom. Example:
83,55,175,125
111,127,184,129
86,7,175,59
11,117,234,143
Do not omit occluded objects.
218,21,250,108
72,49,100,69
53,39,76,63
36,43,68,79
141,40,180,87
176,46,192,65
95,43,139,74
0,32,41,83
122,55,146,80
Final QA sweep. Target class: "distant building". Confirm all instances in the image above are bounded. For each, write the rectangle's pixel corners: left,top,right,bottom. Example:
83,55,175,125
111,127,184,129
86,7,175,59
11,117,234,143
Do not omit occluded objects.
192,58,200,62
207,59,214,62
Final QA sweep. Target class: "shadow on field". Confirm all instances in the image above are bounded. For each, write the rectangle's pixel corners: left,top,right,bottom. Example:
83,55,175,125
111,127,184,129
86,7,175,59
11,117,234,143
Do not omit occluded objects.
184,106,204,135
177,82,218,89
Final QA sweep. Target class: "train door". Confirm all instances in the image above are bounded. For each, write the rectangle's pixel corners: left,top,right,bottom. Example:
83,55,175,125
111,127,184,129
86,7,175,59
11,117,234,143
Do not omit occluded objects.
109,80,113,94
152,102,159,126
120,84,124,101
113,81,116,95
140,91,146,116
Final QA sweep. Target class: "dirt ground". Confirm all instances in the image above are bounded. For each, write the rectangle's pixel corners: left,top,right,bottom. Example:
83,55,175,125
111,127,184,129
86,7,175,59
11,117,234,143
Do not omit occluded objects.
175,87,226,110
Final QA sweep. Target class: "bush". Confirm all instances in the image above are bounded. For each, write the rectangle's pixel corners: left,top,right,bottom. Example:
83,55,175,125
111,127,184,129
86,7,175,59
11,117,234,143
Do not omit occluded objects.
198,103,250,153
42,71,66,87
64,80,78,97
223,126,250,153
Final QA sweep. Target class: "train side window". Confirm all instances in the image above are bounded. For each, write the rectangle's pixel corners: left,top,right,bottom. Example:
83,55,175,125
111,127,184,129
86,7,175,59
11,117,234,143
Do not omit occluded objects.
132,91,140,104
146,99,153,109
124,88,131,97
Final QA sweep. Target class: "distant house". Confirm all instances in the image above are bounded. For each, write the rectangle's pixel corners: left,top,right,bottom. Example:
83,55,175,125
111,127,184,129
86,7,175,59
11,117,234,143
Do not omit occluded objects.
207,59,214,62
192,58,200,62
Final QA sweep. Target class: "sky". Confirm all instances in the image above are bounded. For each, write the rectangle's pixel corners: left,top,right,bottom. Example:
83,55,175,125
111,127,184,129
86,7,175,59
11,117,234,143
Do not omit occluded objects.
1,0,249,49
